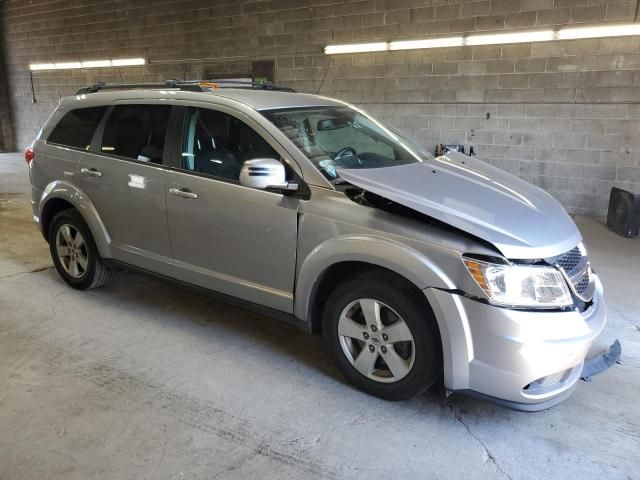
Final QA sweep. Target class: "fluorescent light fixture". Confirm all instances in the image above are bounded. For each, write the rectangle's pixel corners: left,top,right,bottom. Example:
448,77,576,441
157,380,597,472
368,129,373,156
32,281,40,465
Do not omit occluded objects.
466,30,554,46
390,37,463,50
29,63,55,71
325,23,640,54
54,62,82,69
111,57,146,66
29,57,146,71
324,42,387,54
81,60,112,68
558,23,640,40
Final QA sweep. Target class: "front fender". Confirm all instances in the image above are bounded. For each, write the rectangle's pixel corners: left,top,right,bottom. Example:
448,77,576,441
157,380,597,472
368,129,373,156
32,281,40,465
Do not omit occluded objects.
294,234,456,322
40,180,112,258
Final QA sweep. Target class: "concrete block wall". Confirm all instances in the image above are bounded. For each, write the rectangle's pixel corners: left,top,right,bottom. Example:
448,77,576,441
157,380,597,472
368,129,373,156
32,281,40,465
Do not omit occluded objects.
0,6,14,152
3,0,640,215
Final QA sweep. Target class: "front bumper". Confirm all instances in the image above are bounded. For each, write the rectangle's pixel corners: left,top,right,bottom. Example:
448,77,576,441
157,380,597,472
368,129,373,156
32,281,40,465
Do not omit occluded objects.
426,274,606,410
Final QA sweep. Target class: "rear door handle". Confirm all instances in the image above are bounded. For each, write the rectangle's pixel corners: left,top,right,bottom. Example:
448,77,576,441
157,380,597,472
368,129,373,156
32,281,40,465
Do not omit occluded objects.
81,167,102,177
169,188,198,199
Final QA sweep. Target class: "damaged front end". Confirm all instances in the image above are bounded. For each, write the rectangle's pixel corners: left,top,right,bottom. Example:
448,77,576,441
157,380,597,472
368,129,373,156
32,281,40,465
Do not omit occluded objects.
336,156,620,410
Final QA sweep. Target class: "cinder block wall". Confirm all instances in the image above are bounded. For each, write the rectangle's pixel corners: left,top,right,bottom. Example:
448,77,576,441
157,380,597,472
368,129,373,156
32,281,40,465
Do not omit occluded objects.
3,0,640,215
0,5,14,152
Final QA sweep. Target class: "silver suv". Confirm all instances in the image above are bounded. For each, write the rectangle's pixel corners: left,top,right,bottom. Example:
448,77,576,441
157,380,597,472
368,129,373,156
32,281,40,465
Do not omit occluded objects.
27,81,606,410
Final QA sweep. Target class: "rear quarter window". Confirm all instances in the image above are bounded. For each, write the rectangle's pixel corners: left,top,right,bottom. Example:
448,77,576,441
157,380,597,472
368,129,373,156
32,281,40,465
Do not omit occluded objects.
47,106,107,150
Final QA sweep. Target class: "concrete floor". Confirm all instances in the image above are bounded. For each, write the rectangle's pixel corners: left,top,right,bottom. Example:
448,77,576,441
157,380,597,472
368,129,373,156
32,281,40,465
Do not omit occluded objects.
0,152,638,480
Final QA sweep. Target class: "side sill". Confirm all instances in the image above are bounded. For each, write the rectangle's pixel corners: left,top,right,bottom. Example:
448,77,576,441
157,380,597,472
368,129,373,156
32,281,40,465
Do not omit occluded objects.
105,259,312,333
451,383,579,412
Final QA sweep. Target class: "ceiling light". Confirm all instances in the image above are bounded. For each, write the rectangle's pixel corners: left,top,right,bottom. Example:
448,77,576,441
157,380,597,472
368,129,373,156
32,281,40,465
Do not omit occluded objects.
29,63,55,71
466,30,554,45
111,57,146,66
81,60,112,68
558,24,640,40
324,42,388,54
29,58,147,71
390,37,463,50
54,62,82,69
324,23,640,54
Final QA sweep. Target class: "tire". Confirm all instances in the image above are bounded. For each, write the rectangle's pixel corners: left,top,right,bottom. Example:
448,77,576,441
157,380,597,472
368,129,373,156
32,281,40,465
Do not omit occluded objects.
48,208,113,290
323,271,442,401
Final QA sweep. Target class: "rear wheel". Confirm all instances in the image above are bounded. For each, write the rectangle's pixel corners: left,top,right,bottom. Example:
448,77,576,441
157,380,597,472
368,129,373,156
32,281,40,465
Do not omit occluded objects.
49,209,112,290
323,272,442,400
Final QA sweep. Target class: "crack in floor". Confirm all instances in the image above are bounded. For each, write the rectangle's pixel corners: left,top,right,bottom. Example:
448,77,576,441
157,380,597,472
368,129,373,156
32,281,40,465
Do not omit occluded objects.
0,265,53,280
613,307,640,333
292,402,387,455
447,401,512,480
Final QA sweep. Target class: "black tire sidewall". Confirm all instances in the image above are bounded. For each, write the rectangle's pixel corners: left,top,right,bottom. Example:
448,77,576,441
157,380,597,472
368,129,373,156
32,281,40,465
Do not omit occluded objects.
48,209,100,290
324,274,442,401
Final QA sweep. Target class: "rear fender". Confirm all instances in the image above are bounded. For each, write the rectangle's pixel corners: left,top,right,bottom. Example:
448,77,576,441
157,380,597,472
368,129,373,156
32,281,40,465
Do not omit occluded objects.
39,180,112,258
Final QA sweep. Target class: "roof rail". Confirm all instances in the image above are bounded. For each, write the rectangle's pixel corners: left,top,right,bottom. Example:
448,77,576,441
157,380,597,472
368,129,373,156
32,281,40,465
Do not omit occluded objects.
191,80,296,92
75,79,295,95
75,81,208,95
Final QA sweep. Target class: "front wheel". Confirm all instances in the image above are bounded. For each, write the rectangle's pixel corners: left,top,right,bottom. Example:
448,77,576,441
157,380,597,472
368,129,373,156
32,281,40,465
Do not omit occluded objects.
323,272,442,400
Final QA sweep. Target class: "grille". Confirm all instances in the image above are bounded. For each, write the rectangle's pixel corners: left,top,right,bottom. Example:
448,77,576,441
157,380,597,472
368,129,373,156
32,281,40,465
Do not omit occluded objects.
556,246,582,276
574,271,591,295
552,245,594,301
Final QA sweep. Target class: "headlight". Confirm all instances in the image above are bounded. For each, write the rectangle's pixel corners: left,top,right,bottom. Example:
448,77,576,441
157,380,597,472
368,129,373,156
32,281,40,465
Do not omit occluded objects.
463,257,573,309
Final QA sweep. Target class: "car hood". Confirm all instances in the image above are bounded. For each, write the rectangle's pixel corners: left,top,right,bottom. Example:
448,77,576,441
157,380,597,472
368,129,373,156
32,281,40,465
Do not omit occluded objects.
336,152,581,259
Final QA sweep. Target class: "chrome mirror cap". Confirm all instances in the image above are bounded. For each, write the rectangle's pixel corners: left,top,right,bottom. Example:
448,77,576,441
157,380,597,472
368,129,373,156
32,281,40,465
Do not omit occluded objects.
240,158,286,189
240,158,298,192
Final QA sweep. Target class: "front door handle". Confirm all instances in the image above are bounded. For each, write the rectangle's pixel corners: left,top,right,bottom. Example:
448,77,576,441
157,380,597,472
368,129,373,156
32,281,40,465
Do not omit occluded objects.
169,188,198,199
81,167,102,177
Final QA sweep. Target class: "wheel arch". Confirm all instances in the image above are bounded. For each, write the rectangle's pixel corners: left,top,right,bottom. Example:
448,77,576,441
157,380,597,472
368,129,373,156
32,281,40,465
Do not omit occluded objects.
39,180,112,258
295,236,455,332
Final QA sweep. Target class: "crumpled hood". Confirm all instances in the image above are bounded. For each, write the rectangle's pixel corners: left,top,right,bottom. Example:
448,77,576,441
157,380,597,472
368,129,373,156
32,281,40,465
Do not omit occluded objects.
336,152,581,259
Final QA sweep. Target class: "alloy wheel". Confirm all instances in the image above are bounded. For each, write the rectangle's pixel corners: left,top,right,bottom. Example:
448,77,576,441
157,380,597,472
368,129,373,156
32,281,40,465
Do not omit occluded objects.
337,298,416,383
55,224,89,279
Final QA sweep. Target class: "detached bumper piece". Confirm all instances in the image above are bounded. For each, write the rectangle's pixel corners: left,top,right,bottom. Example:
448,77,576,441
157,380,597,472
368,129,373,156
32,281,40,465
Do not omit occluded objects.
580,339,622,382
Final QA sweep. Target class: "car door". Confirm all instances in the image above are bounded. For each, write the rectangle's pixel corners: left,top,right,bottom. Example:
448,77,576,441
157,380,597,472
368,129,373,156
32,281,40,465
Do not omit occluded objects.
80,103,178,269
165,105,300,313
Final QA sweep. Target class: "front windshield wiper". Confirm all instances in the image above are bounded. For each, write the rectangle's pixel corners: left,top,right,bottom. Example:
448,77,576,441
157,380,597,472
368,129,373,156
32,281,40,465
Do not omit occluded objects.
331,177,349,185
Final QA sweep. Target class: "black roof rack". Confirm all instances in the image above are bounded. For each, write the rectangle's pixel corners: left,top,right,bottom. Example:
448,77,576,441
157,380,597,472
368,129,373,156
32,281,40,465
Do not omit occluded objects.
75,79,295,95
184,80,296,92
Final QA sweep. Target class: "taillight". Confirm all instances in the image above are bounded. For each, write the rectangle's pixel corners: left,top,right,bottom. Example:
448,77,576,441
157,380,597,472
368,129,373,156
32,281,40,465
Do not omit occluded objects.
25,147,35,165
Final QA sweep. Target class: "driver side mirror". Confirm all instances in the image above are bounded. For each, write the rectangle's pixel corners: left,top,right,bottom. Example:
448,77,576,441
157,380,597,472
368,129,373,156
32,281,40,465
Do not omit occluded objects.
240,158,299,193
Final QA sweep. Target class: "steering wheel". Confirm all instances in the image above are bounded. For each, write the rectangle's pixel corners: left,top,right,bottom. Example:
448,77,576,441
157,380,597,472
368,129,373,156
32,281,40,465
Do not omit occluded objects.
334,146,357,162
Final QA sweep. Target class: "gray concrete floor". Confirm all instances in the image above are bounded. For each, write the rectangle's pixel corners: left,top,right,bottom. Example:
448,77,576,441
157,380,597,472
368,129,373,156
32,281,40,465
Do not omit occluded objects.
0,152,638,480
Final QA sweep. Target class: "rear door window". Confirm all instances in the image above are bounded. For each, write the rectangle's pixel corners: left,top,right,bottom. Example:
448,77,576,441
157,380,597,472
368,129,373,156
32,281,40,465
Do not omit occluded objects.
100,105,171,164
47,106,107,150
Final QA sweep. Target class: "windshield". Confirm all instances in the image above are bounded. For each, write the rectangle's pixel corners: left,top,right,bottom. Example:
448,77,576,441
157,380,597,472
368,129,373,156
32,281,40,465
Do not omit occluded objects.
261,106,434,183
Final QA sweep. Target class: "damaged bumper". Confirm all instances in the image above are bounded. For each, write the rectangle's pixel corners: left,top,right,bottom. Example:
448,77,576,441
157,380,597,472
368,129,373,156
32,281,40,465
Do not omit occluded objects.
427,274,611,411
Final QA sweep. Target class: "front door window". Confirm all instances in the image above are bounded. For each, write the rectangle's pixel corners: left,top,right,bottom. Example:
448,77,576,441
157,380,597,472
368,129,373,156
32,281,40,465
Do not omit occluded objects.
181,107,281,181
